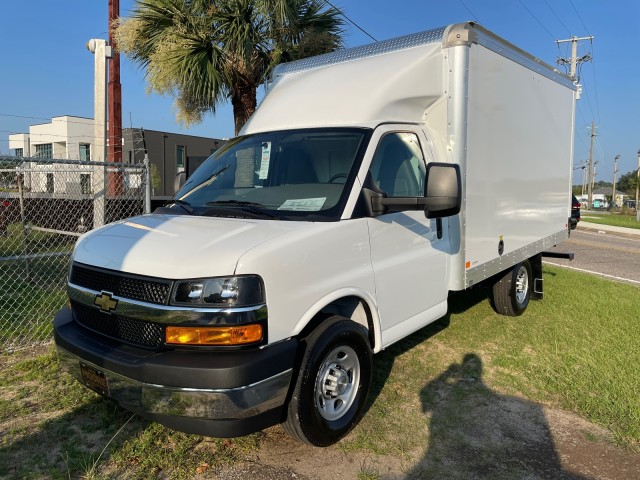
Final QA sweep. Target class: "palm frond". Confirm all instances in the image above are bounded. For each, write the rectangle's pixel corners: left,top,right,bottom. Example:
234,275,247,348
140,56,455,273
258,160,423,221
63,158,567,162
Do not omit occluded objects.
117,0,345,132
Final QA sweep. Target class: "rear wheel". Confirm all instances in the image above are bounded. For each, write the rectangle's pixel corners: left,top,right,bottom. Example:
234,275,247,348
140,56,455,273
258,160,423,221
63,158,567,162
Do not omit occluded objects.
490,260,532,316
283,316,372,446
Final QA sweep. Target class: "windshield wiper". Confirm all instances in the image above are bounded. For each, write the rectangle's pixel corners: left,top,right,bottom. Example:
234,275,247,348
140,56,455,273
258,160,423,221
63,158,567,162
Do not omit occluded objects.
205,200,281,220
206,200,265,207
170,199,194,215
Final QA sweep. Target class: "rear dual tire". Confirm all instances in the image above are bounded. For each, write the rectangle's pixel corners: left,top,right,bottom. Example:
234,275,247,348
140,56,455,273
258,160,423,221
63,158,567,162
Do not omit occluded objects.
490,260,532,316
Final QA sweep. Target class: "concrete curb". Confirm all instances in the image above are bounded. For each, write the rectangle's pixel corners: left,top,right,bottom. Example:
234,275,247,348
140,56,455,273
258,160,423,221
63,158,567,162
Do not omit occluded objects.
577,221,640,237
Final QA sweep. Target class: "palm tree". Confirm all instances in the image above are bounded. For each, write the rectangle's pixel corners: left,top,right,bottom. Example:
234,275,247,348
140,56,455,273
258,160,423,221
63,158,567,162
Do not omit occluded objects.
116,0,344,135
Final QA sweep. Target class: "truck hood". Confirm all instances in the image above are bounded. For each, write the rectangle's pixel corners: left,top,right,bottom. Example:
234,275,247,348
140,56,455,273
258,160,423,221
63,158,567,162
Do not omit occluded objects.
73,214,307,279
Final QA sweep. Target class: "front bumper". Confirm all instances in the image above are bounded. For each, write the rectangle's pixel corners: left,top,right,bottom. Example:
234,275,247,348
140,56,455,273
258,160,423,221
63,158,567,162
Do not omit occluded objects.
54,307,297,437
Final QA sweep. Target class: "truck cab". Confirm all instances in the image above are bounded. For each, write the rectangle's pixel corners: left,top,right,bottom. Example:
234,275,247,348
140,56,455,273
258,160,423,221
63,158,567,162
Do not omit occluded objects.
54,123,461,446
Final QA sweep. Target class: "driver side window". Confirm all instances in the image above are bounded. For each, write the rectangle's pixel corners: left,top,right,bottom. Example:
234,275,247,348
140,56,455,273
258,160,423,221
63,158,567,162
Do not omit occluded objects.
369,132,426,197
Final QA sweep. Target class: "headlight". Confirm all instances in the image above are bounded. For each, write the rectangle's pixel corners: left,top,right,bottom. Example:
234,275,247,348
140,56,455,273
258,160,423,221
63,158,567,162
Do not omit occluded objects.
171,275,265,308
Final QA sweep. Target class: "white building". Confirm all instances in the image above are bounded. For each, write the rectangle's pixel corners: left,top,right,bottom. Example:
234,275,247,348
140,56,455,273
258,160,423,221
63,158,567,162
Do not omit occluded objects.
8,116,95,195
9,115,94,160
7,115,224,200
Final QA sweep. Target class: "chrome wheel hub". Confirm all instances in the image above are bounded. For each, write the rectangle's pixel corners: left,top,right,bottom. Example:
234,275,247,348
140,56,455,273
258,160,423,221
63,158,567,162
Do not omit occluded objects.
315,345,360,421
515,266,529,304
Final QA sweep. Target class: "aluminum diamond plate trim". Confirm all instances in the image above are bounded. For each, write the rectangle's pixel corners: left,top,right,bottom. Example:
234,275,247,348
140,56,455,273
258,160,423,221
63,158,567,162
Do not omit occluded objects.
465,230,569,288
272,27,446,78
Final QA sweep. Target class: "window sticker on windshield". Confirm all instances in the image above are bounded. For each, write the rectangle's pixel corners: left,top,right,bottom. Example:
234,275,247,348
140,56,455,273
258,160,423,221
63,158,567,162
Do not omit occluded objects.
258,142,271,179
278,198,326,211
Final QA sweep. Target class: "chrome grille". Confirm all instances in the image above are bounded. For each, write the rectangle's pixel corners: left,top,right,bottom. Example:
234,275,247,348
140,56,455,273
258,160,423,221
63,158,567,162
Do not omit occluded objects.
70,263,171,305
72,301,164,348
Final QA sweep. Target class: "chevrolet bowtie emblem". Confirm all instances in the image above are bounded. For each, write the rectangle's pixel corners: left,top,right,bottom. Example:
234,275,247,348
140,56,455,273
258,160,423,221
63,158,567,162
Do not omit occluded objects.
94,291,118,313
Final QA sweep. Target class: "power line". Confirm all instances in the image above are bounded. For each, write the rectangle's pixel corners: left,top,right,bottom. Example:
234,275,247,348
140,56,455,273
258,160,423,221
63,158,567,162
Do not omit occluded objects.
580,76,597,120
568,0,592,36
458,0,482,23
572,118,591,152
542,0,571,36
0,113,106,129
518,0,557,41
321,0,378,42
589,40,602,125
575,103,590,127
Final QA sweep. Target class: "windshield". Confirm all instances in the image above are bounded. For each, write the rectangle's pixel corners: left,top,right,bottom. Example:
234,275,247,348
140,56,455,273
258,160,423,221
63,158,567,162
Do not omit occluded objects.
173,128,370,221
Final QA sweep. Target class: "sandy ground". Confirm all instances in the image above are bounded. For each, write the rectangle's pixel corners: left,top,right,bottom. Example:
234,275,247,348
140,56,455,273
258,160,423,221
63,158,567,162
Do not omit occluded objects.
212,402,640,480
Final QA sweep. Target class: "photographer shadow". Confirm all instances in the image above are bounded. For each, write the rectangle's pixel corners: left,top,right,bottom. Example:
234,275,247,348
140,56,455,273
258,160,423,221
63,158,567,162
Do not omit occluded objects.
365,286,491,413
407,353,587,479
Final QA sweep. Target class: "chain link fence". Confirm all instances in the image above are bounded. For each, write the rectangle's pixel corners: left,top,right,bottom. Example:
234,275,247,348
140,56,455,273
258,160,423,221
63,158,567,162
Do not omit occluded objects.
0,156,149,352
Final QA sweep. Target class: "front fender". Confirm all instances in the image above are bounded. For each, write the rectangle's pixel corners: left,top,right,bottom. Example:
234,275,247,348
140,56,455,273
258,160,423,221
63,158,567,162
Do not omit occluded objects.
292,287,383,353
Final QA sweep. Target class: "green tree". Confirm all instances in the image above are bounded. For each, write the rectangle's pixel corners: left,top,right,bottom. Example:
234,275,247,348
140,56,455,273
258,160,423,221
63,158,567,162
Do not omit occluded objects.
150,163,162,195
594,180,612,189
616,170,639,196
116,0,344,135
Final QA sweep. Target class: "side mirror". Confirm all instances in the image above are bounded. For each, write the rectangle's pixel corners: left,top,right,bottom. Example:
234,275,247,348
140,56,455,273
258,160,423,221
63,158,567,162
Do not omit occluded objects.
424,163,461,219
174,169,186,194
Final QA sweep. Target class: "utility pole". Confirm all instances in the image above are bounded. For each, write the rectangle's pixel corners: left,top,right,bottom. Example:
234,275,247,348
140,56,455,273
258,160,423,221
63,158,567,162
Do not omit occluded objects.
573,162,587,197
587,121,596,209
108,0,123,195
574,161,588,197
557,35,594,205
612,155,619,209
636,149,640,221
556,35,594,82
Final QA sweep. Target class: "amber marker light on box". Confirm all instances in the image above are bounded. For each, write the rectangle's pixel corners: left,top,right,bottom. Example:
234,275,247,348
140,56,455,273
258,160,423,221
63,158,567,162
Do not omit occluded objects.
165,324,263,346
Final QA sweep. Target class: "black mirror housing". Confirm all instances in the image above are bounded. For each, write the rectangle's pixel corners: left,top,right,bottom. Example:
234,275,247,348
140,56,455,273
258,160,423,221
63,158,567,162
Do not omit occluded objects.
424,163,461,219
366,163,461,217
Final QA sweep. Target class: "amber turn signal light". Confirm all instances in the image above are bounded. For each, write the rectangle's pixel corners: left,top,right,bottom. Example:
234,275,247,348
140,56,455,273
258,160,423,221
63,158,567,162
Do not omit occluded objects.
165,324,263,346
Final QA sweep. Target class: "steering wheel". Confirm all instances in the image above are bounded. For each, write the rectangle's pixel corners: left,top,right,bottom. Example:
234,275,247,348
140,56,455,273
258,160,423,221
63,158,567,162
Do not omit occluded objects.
329,173,348,183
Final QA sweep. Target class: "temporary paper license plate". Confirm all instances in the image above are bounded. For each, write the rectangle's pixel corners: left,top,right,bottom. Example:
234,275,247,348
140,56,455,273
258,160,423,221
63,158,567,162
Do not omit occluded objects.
80,362,110,397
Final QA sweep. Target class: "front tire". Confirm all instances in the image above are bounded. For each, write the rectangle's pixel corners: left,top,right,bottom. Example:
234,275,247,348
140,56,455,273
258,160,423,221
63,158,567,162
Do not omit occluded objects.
283,316,372,447
490,260,532,316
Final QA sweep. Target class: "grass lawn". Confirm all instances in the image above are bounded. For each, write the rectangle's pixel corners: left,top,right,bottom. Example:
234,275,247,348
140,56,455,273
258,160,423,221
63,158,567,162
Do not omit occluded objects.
349,265,639,455
0,265,638,478
0,258,68,349
1,223,73,350
582,212,640,229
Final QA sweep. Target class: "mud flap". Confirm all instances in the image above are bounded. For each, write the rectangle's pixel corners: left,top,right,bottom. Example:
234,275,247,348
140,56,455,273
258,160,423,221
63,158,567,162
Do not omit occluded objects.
530,253,543,300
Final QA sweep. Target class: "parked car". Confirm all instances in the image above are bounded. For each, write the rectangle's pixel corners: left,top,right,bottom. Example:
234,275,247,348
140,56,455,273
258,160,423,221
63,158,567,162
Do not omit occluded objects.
570,195,581,230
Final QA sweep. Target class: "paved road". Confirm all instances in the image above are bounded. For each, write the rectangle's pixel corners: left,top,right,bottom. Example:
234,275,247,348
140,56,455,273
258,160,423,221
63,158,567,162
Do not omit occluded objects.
544,225,640,286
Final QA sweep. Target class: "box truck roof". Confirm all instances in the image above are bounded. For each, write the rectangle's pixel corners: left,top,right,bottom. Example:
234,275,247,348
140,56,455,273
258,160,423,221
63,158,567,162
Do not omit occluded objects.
241,22,574,135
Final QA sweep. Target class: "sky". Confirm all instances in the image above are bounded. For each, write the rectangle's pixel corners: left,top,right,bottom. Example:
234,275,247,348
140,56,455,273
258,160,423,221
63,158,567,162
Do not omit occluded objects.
1,0,639,179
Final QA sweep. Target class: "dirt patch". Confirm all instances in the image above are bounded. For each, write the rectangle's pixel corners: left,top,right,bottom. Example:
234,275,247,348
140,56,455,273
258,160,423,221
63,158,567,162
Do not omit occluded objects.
213,428,409,479
546,408,640,480
212,397,640,480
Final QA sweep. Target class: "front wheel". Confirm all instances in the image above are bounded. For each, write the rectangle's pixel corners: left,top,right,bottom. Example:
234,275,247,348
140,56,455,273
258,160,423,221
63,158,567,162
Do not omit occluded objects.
490,260,532,316
282,316,372,446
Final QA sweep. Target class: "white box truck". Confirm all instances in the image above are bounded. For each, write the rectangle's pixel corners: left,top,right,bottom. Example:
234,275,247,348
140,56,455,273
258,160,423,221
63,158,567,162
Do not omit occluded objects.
54,22,576,446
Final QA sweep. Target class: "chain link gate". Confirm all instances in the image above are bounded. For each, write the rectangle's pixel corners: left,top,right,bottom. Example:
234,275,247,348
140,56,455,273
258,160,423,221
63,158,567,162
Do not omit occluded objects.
0,156,149,352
